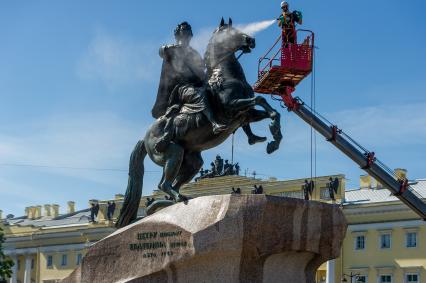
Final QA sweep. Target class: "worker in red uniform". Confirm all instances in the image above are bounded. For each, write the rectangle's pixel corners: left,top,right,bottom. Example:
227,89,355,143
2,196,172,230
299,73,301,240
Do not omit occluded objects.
277,1,303,45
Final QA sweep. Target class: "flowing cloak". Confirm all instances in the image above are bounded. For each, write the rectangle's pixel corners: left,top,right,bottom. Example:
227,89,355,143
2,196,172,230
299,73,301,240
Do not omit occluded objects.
151,44,206,119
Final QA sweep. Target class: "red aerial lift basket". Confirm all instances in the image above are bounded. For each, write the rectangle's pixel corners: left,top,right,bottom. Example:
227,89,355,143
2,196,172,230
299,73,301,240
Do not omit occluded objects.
253,29,314,95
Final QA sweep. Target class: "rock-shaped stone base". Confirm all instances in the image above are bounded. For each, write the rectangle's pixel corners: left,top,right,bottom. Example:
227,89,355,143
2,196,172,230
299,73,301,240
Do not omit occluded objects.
62,194,347,283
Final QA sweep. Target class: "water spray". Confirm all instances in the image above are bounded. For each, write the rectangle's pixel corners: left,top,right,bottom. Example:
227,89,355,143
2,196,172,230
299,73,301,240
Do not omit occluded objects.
236,19,276,36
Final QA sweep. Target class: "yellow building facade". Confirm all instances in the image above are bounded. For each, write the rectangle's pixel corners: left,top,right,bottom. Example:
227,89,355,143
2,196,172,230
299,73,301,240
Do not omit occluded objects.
1,173,425,283
336,177,426,283
1,201,117,283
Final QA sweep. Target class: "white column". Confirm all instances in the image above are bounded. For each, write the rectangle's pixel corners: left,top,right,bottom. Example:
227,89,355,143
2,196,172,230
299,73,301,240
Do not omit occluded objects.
326,259,335,283
9,255,17,283
23,255,32,283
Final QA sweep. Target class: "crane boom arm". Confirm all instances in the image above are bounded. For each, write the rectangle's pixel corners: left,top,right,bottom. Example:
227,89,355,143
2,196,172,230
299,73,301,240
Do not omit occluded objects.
285,96,426,220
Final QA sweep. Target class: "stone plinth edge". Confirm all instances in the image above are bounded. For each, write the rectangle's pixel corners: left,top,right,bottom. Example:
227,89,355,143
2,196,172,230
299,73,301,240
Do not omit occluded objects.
61,194,347,283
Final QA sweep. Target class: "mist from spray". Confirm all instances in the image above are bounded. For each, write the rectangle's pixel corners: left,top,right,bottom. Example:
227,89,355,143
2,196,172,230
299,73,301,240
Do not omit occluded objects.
236,19,276,36
191,19,277,55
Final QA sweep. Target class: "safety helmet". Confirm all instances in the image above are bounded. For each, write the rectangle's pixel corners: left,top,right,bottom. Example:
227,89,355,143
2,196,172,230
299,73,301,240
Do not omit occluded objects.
174,22,193,38
281,1,288,8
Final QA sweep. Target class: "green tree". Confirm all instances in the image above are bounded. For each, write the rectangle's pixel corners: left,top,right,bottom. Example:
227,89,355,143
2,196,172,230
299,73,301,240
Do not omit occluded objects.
0,227,14,282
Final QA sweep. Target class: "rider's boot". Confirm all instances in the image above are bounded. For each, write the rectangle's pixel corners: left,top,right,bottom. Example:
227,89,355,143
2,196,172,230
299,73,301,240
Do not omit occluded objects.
243,124,267,145
203,108,227,134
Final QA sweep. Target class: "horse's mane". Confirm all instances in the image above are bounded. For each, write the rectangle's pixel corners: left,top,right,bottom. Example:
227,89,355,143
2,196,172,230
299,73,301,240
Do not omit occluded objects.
204,31,217,75
204,41,213,74
204,25,231,74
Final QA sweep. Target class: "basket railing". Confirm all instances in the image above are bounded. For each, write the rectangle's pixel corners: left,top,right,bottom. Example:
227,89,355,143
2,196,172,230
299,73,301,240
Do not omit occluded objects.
257,29,315,79
257,34,283,78
281,29,314,72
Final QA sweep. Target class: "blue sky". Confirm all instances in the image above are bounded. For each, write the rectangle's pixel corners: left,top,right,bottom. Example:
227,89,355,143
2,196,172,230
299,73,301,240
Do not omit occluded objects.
1,0,425,217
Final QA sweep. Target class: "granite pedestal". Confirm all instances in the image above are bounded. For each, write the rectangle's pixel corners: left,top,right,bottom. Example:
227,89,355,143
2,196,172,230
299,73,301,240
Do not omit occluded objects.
62,194,347,283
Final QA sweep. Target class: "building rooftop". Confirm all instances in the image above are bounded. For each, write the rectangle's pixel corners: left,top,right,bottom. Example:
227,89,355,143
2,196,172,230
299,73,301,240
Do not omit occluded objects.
344,179,426,205
2,209,92,228
4,175,425,228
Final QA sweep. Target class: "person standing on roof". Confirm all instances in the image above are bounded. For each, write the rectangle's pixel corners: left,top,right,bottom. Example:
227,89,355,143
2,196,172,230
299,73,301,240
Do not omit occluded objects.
277,1,303,45
107,201,116,221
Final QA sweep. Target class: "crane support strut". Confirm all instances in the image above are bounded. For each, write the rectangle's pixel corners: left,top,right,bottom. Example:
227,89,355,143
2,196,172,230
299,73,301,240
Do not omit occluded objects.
281,92,426,220
327,125,342,142
253,29,426,220
362,152,376,169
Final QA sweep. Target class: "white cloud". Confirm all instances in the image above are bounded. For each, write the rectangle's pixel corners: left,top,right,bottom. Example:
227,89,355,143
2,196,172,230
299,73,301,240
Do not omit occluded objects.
0,112,166,216
209,100,426,180
77,30,158,90
328,102,426,147
0,112,150,185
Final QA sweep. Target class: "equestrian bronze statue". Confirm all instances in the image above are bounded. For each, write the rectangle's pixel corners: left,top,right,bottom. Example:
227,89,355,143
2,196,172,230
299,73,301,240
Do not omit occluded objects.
116,18,282,228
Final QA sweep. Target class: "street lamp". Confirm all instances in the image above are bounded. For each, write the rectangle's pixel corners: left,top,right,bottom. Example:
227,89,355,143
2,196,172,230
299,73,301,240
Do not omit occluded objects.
341,272,361,282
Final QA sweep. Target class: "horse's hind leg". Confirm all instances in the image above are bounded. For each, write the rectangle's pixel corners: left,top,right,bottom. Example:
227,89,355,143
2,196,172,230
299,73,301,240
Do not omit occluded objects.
159,143,184,201
157,172,165,191
172,152,203,198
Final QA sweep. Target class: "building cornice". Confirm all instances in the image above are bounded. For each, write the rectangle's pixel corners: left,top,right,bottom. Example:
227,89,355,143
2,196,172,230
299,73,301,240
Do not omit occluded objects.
4,242,97,256
348,219,426,231
4,226,115,246
343,202,417,219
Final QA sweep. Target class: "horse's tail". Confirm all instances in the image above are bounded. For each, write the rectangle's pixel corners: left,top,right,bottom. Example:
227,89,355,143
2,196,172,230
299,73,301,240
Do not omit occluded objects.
116,139,147,228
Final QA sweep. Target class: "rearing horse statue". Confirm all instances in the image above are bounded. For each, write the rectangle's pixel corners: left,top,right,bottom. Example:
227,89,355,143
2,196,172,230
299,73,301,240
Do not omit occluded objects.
116,19,282,228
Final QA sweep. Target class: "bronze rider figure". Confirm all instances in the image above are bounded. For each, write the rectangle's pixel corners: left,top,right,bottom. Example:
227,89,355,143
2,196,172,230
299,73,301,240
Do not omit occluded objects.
152,22,266,152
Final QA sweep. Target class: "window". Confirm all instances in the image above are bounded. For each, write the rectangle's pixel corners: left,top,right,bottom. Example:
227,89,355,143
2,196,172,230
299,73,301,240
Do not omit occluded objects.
279,191,303,199
61,254,67,266
380,275,392,283
320,187,331,200
76,253,82,265
354,275,367,283
406,273,419,283
380,234,391,249
406,232,417,248
31,258,34,269
17,259,21,270
355,235,365,250
47,255,53,268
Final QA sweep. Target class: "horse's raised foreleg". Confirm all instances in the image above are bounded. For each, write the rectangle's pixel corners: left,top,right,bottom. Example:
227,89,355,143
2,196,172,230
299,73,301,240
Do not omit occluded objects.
225,93,269,144
241,109,269,145
242,124,267,145
253,96,283,154
254,96,279,119
227,97,256,112
244,109,270,122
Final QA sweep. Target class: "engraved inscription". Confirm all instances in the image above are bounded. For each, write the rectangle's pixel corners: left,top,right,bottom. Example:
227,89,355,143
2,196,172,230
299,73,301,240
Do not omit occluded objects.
129,230,188,259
